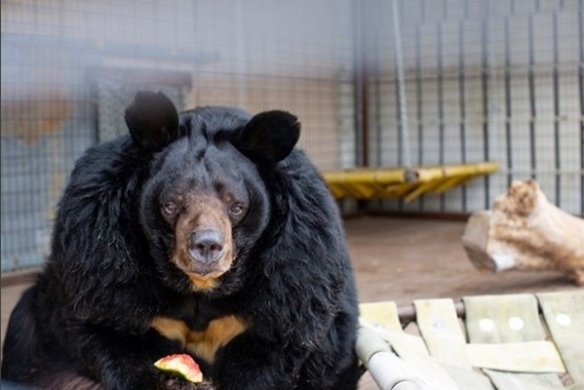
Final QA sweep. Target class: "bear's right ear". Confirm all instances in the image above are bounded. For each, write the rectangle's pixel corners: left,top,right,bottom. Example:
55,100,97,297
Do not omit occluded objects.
234,110,300,164
124,91,180,152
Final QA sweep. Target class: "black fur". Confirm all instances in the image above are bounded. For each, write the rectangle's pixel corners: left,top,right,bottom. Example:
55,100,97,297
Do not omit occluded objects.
1,92,360,390
125,91,181,152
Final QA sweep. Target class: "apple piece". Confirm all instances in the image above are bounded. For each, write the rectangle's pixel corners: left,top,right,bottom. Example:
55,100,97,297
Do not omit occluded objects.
154,354,203,383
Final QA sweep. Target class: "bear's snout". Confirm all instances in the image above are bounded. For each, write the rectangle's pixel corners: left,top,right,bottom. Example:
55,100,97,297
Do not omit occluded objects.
170,195,235,287
188,229,224,265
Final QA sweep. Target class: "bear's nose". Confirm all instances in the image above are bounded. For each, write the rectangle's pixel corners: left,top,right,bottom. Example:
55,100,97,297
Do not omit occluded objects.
188,229,224,264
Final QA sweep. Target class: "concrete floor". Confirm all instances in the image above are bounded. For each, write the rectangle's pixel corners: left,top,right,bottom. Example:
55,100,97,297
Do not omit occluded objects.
346,216,577,305
1,217,580,388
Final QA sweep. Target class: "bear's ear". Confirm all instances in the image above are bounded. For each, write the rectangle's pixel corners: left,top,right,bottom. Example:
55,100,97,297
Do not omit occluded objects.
124,91,180,152
234,110,300,163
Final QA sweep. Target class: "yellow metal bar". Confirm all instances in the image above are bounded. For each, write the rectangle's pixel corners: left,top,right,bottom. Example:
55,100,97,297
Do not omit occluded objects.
385,183,419,199
373,170,406,185
322,162,499,201
403,181,439,203
431,176,470,194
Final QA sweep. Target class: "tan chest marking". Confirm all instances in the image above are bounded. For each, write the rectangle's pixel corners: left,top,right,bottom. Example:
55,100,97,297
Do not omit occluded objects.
186,273,219,291
151,315,248,363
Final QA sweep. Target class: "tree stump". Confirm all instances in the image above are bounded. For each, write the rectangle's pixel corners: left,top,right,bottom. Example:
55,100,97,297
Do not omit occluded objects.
462,180,584,285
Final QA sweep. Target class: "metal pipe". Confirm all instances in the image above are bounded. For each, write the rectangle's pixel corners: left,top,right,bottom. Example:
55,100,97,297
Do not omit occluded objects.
391,0,412,173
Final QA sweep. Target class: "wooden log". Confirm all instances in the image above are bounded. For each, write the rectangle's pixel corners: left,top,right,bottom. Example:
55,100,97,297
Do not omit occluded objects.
462,180,584,285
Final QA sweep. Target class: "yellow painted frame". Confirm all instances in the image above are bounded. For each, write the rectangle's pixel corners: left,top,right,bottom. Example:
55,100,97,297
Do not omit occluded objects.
323,162,499,202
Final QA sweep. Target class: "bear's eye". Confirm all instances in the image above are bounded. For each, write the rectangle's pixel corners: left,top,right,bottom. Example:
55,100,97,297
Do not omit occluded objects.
162,201,178,216
229,202,245,216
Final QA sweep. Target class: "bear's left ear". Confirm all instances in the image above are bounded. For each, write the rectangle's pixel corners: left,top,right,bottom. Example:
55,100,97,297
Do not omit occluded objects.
124,91,180,152
234,110,301,163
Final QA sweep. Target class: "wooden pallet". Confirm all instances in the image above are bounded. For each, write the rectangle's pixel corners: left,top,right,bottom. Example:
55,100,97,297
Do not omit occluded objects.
357,291,584,390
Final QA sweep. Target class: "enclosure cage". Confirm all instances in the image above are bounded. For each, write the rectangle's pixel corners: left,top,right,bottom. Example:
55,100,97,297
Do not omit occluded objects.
1,0,583,273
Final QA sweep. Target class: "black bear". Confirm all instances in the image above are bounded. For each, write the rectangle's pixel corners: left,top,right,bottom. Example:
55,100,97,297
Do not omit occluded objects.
1,91,361,390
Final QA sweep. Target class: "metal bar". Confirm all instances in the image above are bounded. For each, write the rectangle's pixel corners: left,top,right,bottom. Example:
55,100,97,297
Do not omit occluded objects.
437,21,445,212
362,74,370,169
580,0,584,215
486,0,499,209
459,15,468,213
395,57,403,167
553,12,561,207
391,0,411,170
528,15,537,181
391,0,409,213
397,301,466,323
352,0,368,168
443,0,448,19
396,298,550,324
90,82,100,146
416,19,425,211
372,0,384,211
373,64,581,83
235,0,247,109
373,0,383,168
504,17,513,189
416,25,423,166
481,11,491,209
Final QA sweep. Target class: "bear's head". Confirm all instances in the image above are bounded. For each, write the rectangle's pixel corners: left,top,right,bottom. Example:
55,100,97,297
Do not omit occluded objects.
124,91,300,294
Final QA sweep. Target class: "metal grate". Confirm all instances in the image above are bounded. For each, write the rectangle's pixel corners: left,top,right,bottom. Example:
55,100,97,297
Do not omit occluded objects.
362,0,583,215
0,0,355,272
96,78,188,143
1,39,95,272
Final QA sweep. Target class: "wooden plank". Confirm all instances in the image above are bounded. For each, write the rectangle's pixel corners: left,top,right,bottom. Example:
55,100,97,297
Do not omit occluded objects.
464,294,564,390
414,298,470,369
484,370,565,390
442,365,496,390
359,300,496,390
467,341,565,373
359,301,403,332
537,291,584,384
464,294,545,343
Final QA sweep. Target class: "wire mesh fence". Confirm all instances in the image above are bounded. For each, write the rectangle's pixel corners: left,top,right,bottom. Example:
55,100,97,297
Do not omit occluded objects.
363,0,583,215
1,0,583,273
0,0,355,272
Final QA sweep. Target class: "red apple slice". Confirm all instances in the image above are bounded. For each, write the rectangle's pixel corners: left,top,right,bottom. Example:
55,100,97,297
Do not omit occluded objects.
154,354,203,383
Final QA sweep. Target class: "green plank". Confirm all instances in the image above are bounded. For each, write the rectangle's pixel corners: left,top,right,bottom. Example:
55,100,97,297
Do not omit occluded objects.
538,291,584,385
464,294,563,390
